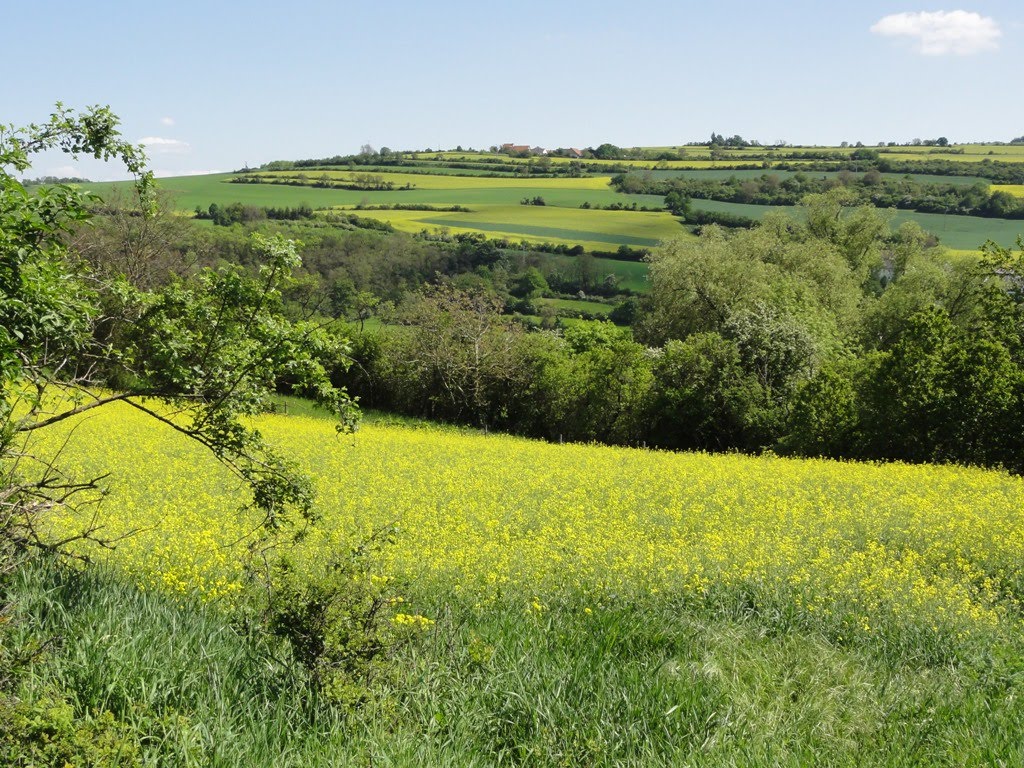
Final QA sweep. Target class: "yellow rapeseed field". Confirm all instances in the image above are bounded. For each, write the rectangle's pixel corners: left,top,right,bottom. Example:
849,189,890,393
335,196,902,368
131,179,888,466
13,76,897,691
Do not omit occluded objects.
30,402,1024,655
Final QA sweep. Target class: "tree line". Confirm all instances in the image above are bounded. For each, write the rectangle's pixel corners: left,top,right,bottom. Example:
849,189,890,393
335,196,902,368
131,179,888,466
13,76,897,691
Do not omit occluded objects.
616,171,1024,219
336,193,1024,473
194,201,316,225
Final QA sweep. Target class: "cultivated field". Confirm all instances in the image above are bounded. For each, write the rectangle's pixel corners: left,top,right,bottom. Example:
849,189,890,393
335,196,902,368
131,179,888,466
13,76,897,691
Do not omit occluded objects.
350,204,684,250
83,144,1024,256
29,399,1024,763
994,184,1024,198
44,401,1024,650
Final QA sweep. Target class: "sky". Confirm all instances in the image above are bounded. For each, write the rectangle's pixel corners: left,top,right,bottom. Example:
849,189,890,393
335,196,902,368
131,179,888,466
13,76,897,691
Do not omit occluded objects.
4,0,1023,180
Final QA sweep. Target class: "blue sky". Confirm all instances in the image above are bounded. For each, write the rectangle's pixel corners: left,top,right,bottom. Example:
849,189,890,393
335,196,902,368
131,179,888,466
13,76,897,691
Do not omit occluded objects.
4,1,1022,179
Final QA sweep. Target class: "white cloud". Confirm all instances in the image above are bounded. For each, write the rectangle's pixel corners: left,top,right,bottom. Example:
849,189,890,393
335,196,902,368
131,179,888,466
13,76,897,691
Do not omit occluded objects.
871,10,1002,55
137,136,191,154
47,164,84,178
160,116,175,126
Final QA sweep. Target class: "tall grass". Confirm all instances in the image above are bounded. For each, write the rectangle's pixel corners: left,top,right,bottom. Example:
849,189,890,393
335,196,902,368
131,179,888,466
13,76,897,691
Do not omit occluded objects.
6,560,1024,766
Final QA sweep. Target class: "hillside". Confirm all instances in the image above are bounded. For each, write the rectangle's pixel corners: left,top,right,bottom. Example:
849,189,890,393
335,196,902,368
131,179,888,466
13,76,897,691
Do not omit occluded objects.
83,143,1024,254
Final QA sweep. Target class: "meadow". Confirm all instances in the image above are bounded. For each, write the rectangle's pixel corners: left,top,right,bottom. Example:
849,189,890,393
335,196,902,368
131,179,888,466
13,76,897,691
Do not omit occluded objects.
86,171,680,252
12,398,1023,763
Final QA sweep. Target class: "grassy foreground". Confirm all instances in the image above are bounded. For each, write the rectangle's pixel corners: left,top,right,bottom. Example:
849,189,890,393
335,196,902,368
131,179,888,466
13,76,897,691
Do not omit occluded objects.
10,401,1024,765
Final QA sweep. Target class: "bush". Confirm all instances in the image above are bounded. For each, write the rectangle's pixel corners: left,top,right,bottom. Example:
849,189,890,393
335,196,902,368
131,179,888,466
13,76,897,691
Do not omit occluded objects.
259,526,431,706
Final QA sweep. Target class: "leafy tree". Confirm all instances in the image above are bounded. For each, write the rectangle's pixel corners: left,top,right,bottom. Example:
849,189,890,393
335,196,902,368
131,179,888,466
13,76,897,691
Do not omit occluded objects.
537,324,653,444
783,358,863,458
1,107,369,747
648,333,775,451
857,308,1023,467
592,143,623,160
1,104,356,565
663,189,692,218
510,267,548,299
723,301,819,399
391,284,523,428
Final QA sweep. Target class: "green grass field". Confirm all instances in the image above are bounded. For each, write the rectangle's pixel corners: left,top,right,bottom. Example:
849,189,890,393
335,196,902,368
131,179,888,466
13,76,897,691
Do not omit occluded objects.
648,169,990,185
86,172,672,252
537,297,614,316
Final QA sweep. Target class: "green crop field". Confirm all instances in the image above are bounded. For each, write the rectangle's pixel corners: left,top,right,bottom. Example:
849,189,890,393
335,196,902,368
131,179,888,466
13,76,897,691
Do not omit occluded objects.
87,172,665,217
254,169,619,191
86,171,685,255
347,204,685,251
547,253,649,292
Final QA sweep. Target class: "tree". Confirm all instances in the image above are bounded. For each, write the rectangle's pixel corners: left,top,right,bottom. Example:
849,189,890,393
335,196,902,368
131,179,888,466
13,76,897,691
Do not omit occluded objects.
648,333,775,451
858,308,1024,467
1,105,356,564
392,284,523,428
510,267,548,299
592,143,623,160
72,187,193,289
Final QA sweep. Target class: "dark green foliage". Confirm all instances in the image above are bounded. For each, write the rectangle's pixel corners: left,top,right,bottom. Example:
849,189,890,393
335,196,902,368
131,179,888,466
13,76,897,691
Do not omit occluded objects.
784,360,862,459
195,201,315,225
783,238,1024,470
858,309,1024,468
608,296,641,326
339,201,1024,473
647,334,775,451
520,195,547,206
616,169,1024,218
510,267,548,299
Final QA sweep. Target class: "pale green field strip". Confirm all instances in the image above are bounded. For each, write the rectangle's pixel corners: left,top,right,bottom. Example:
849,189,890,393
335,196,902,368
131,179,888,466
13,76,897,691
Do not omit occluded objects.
878,151,1024,163
886,210,1024,250
549,256,648,293
328,164,525,177
434,146,1024,167
342,204,686,250
427,151,817,169
878,144,1024,161
256,170,618,191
